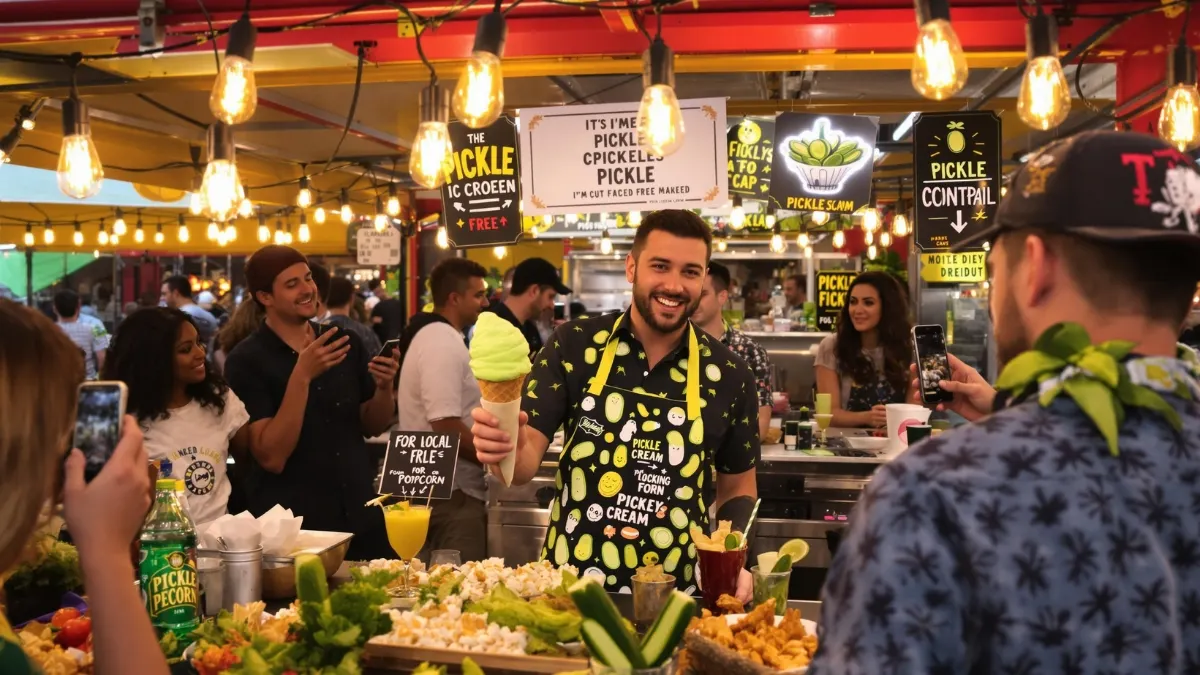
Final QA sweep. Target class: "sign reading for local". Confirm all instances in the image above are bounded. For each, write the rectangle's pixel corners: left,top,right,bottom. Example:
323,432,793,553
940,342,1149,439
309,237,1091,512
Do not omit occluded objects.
441,116,522,249
920,251,987,283
727,117,774,198
816,271,857,331
914,111,1001,251
769,114,877,214
518,98,728,216
377,431,460,500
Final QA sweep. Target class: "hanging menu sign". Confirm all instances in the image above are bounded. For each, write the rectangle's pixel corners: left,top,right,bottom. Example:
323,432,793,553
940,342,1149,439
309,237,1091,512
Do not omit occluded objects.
518,98,728,216
377,431,461,500
815,271,856,331
769,114,877,214
727,117,774,198
356,226,402,265
441,116,523,249
913,111,1001,251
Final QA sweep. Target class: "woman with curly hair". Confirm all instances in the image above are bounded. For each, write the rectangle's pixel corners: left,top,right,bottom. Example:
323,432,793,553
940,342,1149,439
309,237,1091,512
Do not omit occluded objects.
213,299,264,375
814,271,914,428
102,308,249,524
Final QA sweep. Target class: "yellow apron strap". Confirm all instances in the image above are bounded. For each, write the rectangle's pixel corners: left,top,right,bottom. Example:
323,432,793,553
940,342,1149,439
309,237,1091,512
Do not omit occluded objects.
686,325,701,420
588,314,625,396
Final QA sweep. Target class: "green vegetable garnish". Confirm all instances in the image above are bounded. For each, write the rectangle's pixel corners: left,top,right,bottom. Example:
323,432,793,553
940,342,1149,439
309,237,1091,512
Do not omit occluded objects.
724,533,741,551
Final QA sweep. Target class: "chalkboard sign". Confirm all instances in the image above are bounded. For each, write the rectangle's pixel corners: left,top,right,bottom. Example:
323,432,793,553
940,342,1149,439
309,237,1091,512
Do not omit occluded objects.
769,113,877,214
441,116,523,249
377,431,461,500
727,117,774,198
816,270,856,331
913,111,1001,251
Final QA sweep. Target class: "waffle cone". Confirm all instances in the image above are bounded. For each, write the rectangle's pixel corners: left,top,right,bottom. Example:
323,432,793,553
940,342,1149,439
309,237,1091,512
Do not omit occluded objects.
478,375,526,403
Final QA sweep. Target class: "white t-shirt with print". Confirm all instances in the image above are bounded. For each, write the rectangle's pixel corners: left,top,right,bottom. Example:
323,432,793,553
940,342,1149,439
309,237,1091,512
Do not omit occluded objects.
142,389,249,525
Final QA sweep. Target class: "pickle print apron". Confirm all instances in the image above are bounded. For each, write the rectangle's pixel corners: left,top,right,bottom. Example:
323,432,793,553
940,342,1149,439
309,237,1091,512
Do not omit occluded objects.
541,314,706,593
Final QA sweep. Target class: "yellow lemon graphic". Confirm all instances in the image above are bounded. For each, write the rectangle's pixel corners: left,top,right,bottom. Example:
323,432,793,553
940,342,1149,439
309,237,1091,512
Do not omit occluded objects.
737,119,761,146
598,471,624,498
946,121,966,153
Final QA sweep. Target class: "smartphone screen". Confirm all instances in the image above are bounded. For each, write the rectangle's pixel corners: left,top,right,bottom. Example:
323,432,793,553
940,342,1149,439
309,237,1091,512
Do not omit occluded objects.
913,325,953,405
74,382,126,482
378,338,401,358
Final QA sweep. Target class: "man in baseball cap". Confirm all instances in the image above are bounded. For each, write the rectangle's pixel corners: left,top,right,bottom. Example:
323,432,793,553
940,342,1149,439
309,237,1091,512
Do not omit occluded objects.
810,131,1200,673
484,257,572,357
224,245,400,560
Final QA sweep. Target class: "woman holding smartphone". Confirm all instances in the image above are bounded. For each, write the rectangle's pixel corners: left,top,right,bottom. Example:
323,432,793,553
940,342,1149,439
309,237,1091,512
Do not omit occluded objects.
102,308,250,525
814,271,914,428
0,299,167,675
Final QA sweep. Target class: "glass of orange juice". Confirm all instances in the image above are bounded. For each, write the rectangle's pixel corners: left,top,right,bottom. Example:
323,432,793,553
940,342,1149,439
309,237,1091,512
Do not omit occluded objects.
384,502,431,598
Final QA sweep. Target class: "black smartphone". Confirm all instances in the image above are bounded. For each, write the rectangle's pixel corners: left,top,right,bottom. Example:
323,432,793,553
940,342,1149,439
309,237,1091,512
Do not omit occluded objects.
377,338,401,358
912,324,953,405
73,381,128,482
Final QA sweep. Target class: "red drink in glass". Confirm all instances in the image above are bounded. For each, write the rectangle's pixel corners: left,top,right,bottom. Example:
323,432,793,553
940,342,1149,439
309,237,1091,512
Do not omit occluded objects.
697,547,747,612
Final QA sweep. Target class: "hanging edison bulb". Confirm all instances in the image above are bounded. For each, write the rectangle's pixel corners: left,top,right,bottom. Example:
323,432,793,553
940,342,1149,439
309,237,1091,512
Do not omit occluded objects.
811,211,830,227
832,229,846,249
207,221,221,241
112,208,127,236
154,223,165,245
715,236,728,253
911,0,968,101
257,212,270,243
385,183,402,217
285,224,295,246
804,244,814,258
373,197,390,233
637,37,686,157
209,13,258,125
729,195,746,230
868,244,879,259
1159,43,1200,152
216,229,229,248
189,191,203,216
769,229,786,254
797,231,810,248
56,96,104,199
314,206,326,225
452,11,506,129
864,229,875,246
273,219,285,245
892,211,910,237
42,220,54,245
73,222,84,246
880,230,893,248
296,175,313,209
861,207,880,232
339,189,354,224
599,229,614,255
436,226,450,249
411,85,454,189
493,245,507,259
22,224,34,247
97,220,109,246
134,220,146,243
200,123,244,222
1017,11,1071,131
238,186,254,219
628,210,643,226
225,223,237,242
298,212,311,243
178,223,190,243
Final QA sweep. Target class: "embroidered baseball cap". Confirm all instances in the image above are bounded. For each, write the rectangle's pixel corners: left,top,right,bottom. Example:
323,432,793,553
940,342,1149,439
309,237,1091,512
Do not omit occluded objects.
953,130,1200,253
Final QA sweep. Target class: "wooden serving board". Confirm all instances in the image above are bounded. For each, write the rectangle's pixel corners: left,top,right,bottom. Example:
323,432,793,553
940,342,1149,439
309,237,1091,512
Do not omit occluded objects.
363,641,588,674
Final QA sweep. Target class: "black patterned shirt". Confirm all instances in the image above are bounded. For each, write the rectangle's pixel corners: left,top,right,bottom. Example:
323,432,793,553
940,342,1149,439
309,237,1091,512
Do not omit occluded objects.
809,379,1200,673
719,324,772,408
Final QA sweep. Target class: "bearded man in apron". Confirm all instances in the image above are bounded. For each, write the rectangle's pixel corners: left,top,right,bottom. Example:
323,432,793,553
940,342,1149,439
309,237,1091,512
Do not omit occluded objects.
472,210,761,599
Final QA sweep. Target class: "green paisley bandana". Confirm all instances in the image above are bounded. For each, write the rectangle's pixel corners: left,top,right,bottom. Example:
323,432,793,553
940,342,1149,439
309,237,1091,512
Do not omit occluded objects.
995,323,1200,456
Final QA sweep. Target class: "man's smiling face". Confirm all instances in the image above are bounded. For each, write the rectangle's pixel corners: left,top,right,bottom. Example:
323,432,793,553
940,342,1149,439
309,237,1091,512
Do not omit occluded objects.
627,230,707,335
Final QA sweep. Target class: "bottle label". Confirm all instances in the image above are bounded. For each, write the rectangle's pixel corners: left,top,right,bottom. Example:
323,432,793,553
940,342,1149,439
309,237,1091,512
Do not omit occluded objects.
140,545,199,625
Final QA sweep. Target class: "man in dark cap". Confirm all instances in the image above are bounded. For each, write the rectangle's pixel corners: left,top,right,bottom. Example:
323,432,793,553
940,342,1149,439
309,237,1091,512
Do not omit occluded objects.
809,131,1200,672
484,257,571,357
223,245,400,560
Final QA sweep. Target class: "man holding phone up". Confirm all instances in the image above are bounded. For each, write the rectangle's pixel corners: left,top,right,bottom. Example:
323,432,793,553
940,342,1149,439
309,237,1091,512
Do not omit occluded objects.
224,245,400,560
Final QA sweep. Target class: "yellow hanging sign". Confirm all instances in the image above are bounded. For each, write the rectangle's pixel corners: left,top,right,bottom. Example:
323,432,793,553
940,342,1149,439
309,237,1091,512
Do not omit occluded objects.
920,251,987,283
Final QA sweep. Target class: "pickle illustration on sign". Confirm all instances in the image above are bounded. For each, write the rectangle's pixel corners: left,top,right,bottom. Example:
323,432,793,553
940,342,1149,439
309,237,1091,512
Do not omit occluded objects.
727,117,774,198
769,113,878,214
782,117,869,192
914,111,1001,251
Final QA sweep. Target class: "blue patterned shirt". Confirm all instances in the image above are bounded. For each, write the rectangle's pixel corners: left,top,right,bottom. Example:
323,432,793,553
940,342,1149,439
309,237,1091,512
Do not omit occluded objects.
809,385,1200,673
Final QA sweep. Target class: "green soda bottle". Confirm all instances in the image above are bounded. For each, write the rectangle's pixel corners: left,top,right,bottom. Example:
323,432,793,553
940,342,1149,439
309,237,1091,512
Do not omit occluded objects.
139,478,200,656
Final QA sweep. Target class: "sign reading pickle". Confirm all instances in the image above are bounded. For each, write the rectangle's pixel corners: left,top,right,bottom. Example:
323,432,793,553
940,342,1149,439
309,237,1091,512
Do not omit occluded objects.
913,111,1001,251
727,117,774,198
816,271,857,331
441,116,523,249
769,114,877,214
518,98,728,215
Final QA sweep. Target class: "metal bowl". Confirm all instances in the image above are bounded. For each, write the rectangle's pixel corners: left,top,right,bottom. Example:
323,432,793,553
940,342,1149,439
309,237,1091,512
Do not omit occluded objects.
261,536,352,600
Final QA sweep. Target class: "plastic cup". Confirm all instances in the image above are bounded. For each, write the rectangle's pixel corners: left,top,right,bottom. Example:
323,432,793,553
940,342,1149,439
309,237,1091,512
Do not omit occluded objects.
697,546,746,611
751,565,791,616
632,574,676,632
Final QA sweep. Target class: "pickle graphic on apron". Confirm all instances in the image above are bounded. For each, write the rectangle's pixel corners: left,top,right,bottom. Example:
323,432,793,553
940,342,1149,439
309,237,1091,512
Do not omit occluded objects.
540,314,707,592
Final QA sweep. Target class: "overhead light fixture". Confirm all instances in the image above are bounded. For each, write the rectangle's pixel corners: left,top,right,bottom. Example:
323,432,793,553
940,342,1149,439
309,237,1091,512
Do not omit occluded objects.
210,12,258,125
599,229,614,255
493,245,507,259
23,224,34,247
257,211,270,243
200,123,244,222
892,112,919,141
892,210,910,237
861,207,880,232
637,35,685,157
273,219,285,245
811,210,830,226
769,224,786,254
296,175,313,209
715,235,728,253
178,214,189,243
207,221,221,241
73,221,83,246
832,228,846,249
298,211,311,243
729,195,746,230
340,188,354,224
436,225,449,249
57,95,103,199
911,0,968,101
42,220,54,245
1159,40,1200,152
225,222,237,241
16,99,43,131
411,85,454,189
386,183,402,217
880,230,893,248
797,230,811,248
112,208,127,236
285,223,294,245
154,222,164,244
0,126,22,164
864,229,875,245
452,8,506,129
314,206,326,225
238,186,254,219
868,243,879,259
98,220,109,246
189,174,203,215
1018,8,1071,130
134,217,145,243
374,196,390,232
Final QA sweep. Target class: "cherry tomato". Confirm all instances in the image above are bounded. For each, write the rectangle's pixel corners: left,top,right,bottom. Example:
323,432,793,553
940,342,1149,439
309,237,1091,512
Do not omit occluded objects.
55,617,91,648
49,607,81,629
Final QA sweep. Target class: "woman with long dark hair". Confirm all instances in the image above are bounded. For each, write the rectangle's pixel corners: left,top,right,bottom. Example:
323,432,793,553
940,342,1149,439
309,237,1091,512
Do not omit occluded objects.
102,308,249,524
814,271,913,427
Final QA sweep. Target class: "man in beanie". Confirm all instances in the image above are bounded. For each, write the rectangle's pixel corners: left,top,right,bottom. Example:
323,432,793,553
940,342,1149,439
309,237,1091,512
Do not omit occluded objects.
224,245,400,560
809,131,1200,672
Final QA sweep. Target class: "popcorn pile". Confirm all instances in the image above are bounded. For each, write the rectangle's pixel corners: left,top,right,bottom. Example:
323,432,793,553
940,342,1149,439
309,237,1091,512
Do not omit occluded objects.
380,602,528,654
452,559,579,602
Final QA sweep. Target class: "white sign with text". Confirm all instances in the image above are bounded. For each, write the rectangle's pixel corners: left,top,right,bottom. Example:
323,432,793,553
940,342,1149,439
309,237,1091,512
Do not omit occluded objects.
356,227,402,266
518,98,728,216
